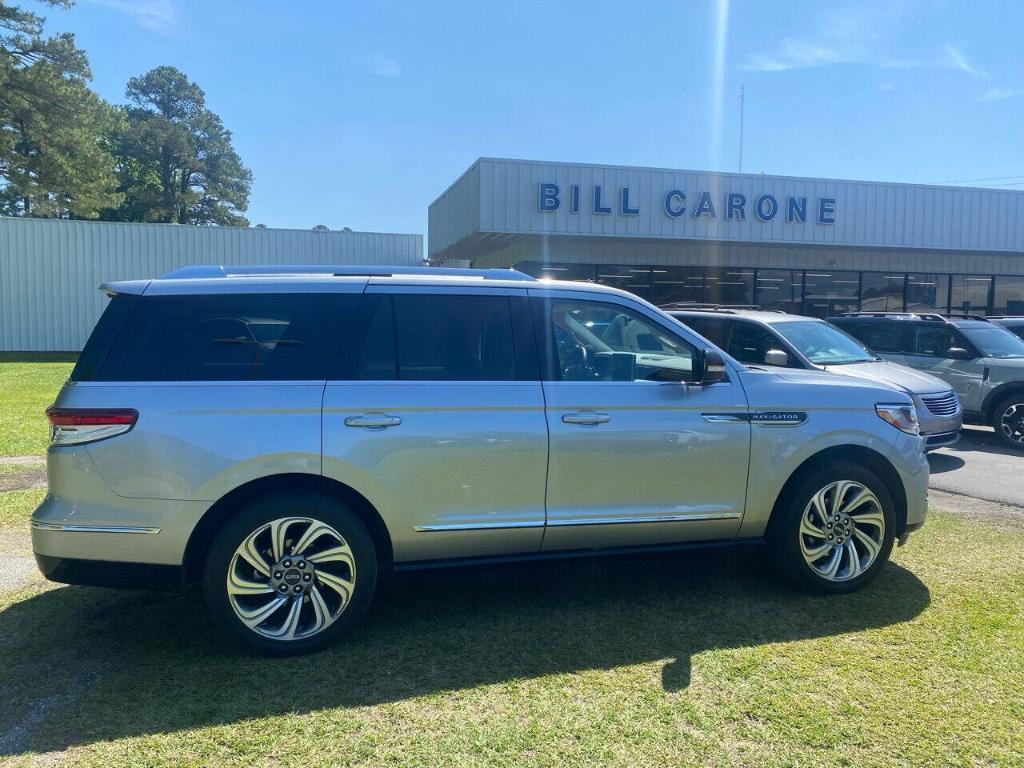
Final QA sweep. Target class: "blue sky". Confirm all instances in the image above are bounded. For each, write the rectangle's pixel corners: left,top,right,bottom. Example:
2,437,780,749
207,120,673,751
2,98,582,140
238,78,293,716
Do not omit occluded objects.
49,0,1024,235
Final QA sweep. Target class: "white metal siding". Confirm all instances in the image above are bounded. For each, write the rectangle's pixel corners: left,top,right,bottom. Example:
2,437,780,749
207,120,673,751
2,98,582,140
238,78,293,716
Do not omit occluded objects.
427,161,480,257
0,218,423,351
429,157,1024,256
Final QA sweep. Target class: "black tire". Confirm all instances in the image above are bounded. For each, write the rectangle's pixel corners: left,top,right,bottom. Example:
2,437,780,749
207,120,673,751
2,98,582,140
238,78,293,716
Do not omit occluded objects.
766,461,896,594
991,395,1024,451
203,490,377,655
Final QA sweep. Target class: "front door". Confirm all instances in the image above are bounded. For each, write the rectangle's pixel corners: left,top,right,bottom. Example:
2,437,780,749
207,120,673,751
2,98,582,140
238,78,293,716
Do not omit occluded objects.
532,290,751,552
322,288,549,564
903,325,985,411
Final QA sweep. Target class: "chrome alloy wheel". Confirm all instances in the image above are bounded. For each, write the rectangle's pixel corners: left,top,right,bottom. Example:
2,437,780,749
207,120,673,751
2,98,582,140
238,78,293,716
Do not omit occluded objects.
226,517,356,641
798,480,885,582
999,403,1024,445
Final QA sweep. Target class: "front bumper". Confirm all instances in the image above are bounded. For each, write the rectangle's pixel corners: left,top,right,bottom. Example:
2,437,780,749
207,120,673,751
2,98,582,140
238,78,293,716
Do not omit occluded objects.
923,430,961,450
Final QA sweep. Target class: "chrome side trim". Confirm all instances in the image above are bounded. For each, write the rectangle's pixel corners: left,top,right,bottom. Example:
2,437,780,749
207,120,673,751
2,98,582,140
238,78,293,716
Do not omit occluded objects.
31,522,162,535
701,413,747,423
547,512,743,527
413,520,545,533
414,512,743,533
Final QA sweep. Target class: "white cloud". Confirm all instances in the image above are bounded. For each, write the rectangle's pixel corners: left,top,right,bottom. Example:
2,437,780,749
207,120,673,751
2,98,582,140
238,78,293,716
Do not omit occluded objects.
878,81,895,91
740,7,986,78
367,55,401,78
942,45,986,77
86,0,178,33
974,86,1024,102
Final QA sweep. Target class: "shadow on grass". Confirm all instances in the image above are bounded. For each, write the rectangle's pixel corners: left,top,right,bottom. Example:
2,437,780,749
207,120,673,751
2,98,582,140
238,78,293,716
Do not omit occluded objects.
0,549,929,755
0,352,78,364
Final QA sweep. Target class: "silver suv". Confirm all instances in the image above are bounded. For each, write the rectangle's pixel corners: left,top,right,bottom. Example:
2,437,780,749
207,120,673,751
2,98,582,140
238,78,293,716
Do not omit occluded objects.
831,313,1024,450
33,266,928,654
667,308,962,450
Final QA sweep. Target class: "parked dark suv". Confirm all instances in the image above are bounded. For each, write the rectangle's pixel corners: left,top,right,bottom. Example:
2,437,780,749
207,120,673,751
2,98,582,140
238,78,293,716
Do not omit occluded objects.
830,313,1024,450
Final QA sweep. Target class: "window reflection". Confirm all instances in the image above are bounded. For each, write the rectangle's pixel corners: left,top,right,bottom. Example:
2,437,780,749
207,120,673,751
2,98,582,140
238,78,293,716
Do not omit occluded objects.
994,276,1024,315
802,270,860,318
860,272,905,312
755,270,803,313
906,274,948,314
651,267,705,306
950,275,992,315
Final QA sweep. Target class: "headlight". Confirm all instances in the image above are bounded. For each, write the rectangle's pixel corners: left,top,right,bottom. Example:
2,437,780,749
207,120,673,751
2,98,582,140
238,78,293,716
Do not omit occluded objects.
875,403,920,435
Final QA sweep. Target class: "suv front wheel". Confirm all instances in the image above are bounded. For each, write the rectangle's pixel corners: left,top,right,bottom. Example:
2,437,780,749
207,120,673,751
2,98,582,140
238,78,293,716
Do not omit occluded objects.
992,395,1024,450
767,462,896,593
203,490,377,654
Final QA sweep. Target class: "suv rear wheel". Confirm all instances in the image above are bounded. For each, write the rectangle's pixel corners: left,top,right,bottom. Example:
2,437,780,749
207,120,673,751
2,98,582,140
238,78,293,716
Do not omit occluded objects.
992,395,1024,450
203,490,377,654
767,461,896,593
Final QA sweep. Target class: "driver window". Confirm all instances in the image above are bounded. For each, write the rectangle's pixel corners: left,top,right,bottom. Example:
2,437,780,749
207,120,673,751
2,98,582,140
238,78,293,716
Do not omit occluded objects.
549,299,696,382
914,327,958,357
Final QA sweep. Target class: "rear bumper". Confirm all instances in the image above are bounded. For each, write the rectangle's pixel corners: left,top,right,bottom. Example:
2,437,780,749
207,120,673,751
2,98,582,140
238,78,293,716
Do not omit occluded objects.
34,554,182,590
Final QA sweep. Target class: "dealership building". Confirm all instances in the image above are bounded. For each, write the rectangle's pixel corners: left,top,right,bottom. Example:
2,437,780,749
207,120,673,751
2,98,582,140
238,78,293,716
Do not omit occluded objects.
429,158,1024,318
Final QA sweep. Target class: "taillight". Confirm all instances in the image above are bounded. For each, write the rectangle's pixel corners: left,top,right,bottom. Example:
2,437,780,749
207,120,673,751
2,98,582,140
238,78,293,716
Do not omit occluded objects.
46,408,138,446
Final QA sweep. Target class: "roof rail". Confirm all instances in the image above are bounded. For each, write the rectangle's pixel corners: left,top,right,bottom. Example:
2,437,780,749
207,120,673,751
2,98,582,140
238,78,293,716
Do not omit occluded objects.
160,265,536,282
660,302,764,312
838,311,947,322
943,312,991,321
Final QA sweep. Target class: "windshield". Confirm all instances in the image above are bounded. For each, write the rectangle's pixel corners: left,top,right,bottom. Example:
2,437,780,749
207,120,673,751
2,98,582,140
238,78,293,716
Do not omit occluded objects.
961,327,1024,359
773,321,878,365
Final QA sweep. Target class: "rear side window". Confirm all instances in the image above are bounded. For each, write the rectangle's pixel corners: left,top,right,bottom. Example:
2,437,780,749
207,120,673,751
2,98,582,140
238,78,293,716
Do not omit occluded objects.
96,293,356,381
71,294,138,381
334,293,532,381
857,323,913,354
676,315,727,345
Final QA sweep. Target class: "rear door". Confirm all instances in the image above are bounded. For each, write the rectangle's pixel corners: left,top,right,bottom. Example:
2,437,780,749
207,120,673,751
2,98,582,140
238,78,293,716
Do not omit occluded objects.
322,286,549,564
533,290,750,552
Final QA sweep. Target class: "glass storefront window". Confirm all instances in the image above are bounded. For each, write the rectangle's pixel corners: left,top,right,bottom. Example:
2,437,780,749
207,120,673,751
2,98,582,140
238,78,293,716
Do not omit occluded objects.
595,265,653,300
755,270,803,313
705,268,754,306
993,276,1024,315
516,261,596,282
860,272,905,312
651,266,705,306
802,270,860,318
950,275,993,315
905,273,948,314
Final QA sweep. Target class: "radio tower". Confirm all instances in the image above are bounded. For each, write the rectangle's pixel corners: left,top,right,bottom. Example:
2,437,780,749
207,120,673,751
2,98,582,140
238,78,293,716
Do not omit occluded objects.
738,84,745,174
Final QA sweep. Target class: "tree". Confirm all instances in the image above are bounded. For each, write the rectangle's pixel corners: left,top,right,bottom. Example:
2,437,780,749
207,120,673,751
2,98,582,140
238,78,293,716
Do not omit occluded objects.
312,224,329,231
0,0,121,217
107,66,252,226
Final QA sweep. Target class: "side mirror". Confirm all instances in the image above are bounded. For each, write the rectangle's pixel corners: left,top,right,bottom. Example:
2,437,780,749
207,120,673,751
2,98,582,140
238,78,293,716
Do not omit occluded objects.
701,349,728,385
946,347,973,360
763,348,789,367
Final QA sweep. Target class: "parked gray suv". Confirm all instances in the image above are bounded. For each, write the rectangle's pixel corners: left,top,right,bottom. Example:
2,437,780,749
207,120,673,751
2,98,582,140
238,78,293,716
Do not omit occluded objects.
831,313,1024,450
667,308,962,450
33,266,928,654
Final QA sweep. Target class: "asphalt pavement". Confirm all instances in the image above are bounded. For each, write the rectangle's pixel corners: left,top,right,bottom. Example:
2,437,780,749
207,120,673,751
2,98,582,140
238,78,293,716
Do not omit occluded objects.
928,425,1024,508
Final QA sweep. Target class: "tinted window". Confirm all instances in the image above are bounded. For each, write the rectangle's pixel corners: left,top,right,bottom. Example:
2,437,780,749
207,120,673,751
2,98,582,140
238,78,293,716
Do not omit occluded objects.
545,299,697,382
802,271,860,318
860,273,905,312
674,315,727,345
913,327,961,357
726,321,785,365
72,294,138,381
858,323,913,354
755,269,803,313
392,294,516,380
98,293,353,381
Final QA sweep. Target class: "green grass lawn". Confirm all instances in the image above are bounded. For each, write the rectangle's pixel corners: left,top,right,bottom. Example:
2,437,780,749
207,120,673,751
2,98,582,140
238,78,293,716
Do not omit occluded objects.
0,353,77,457
0,359,1022,766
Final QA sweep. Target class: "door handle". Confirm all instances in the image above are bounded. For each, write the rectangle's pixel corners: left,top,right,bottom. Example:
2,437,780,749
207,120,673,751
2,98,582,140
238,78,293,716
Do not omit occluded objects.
562,412,610,426
344,414,402,429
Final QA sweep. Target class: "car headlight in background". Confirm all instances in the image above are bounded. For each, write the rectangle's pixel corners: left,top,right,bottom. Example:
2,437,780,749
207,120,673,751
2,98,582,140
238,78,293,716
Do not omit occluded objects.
875,403,920,435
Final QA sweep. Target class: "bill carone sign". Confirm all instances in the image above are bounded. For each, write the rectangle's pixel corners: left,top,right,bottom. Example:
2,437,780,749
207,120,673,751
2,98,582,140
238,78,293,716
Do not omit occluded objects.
537,182,837,225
